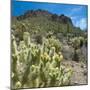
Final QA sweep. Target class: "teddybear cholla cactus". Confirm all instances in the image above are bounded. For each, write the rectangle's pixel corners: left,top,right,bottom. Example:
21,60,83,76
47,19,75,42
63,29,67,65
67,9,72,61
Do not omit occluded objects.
43,36,62,53
70,36,85,61
11,32,73,89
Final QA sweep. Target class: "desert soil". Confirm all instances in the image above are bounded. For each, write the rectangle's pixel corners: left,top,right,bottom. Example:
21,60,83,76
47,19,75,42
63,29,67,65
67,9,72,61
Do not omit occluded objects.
62,60,88,85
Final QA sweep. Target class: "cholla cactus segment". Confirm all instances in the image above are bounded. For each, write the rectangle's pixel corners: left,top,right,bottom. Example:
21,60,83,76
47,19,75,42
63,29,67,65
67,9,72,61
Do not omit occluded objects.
58,52,62,55
12,34,18,55
53,53,59,61
31,65,36,71
15,81,22,88
23,32,31,46
11,72,14,78
43,52,50,61
79,36,84,41
19,41,26,50
49,47,55,57
59,54,63,61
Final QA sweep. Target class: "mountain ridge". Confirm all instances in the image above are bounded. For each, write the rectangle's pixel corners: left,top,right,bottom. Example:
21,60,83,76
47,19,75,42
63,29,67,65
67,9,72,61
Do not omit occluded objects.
12,9,85,37
13,9,73,25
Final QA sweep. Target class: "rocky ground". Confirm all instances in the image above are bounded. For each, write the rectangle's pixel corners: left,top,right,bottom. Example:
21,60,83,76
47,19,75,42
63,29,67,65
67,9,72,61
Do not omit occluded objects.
62,60,88,85
61,40,88,85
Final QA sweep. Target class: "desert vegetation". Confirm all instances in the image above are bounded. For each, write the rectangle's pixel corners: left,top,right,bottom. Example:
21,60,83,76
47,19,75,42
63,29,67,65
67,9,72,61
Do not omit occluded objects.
11,9,88,89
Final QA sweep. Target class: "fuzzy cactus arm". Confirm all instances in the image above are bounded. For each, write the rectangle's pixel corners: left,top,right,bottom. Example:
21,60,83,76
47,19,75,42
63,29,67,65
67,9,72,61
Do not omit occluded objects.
23,32,31,47
21,49,32,87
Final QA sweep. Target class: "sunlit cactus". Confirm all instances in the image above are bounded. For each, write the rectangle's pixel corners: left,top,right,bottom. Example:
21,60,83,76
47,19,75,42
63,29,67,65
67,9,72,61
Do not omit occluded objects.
44,36,62,53
15,81,22,88
11,72,14,78
49,47,55,57
11,34,18,55
71,37,85,61
11,33,73,89
23,32,31,47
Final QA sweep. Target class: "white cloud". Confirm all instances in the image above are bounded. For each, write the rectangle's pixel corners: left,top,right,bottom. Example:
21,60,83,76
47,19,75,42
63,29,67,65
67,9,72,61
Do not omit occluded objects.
69,6,87,30
71,16,79,20
74,18,87,30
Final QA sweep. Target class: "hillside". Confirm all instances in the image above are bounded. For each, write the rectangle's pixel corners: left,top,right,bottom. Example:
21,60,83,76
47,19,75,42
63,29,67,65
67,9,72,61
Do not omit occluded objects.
11,9,85,37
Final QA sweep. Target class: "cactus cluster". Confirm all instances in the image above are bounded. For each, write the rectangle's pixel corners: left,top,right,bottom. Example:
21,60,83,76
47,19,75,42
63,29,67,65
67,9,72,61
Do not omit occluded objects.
70,36,85,49
43,36,62,53
11,32,73,89
70,36,85,61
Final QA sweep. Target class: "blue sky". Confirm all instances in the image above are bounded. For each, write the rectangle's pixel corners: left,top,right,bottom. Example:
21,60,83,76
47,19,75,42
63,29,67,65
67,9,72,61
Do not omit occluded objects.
12,0,88,30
